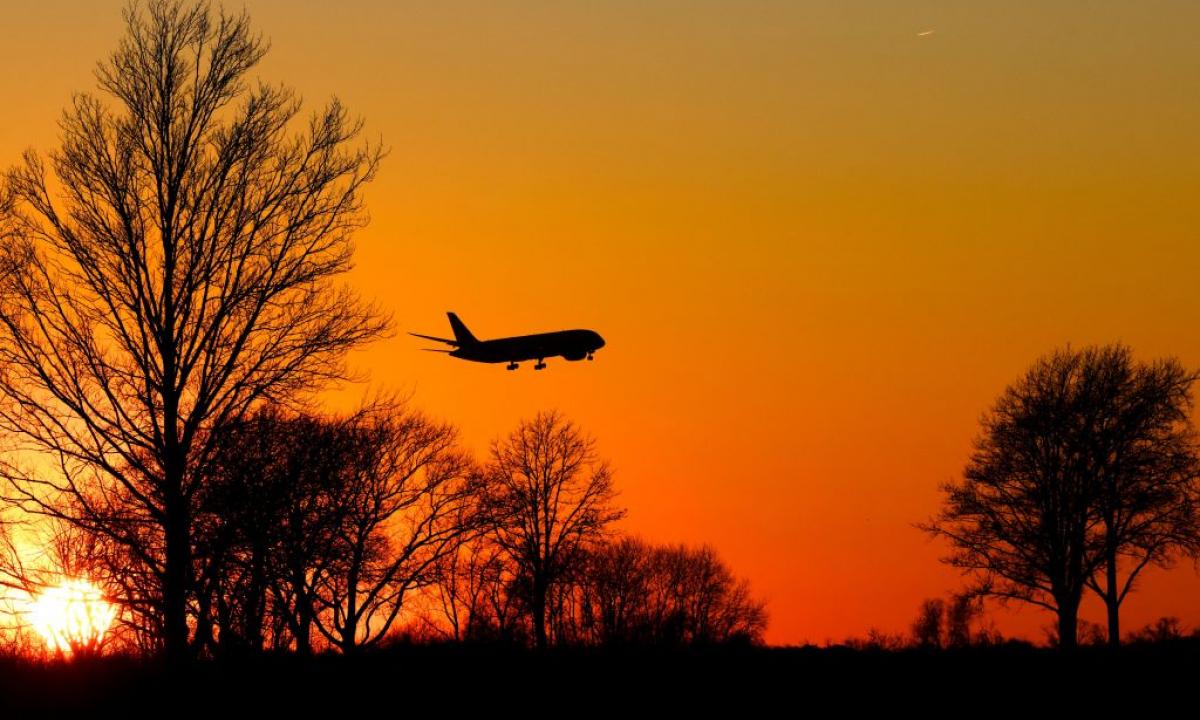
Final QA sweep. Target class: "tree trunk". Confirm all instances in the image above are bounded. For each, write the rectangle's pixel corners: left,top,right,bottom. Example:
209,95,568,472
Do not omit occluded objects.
1105,542,1121,648
290,563,313,656
295,611,312,656
163,484,192,664
532,577,548,650
1057,602,1078,650
341,548,361,653
246,538,267,652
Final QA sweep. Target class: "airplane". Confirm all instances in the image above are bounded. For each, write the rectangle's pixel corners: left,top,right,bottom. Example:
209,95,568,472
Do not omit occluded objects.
410,313,605,371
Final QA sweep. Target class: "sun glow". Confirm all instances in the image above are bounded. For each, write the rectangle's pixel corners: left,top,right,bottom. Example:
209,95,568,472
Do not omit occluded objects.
29,579,117,656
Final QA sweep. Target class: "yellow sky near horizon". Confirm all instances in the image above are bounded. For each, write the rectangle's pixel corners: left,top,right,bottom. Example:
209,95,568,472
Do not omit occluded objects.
1,0,1199,645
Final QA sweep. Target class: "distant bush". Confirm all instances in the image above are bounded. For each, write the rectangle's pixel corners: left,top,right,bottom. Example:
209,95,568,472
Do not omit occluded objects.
1126,617,1189,644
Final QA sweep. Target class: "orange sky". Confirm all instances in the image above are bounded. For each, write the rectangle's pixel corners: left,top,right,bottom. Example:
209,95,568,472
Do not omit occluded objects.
2,0,1199,645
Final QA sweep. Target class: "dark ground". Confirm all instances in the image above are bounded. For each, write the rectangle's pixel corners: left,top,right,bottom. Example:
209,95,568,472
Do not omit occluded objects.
2,640,1197,715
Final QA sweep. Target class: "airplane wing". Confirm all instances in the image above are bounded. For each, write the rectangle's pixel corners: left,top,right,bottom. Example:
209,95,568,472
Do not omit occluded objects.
409,332,459,346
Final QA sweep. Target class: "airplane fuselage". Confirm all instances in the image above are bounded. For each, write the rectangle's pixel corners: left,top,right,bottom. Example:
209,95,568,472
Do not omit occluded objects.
452,329,605,364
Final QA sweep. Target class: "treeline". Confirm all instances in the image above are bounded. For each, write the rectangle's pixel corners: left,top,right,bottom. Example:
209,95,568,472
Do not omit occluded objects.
433,536,767,648
838,594,1200,652
6,408,765,657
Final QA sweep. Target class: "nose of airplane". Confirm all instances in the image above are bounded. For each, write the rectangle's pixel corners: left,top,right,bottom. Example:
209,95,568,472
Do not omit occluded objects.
593,332,606,349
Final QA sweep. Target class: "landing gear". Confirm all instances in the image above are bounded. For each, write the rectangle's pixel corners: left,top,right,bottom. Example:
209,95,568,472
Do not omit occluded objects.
587,352,594,361
506,362,519,371
534,359,547,370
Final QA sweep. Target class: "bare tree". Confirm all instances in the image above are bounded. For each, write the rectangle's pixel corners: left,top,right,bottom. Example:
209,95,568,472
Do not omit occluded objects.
250,412,352,655
1126,616,1186,644
648,543,767,646
906,593,984,650
192,406,304,656
575,536,655,645
923,347,1108,649
0,0,387,661
309,403,480,653
923,345,1200,649
1076,347,1200,647
485,410,625,649
428,535,518,642
944,593,983,648
911,598,944,649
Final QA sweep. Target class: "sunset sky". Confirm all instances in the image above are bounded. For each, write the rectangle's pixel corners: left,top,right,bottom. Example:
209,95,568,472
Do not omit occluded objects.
2,0,1199,645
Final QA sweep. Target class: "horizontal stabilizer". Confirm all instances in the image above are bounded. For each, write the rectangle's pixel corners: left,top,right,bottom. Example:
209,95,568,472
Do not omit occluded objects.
421,348,452,353
409,332,459,346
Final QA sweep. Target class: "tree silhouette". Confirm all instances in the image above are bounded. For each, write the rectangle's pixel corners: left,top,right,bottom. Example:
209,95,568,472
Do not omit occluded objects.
1075,346,1199,647
0,0,386,661
575,536,655,645
911,598,944,649
245,412,354,655
944,593,984,648
429,535,520,643
191,402,483,655
309,402,480,653
923,345,1200,649
576,538,767,646
484,411,624,649
1126,616,1186,644
924,347,1101,649
191,407,338,656
907,593,984,649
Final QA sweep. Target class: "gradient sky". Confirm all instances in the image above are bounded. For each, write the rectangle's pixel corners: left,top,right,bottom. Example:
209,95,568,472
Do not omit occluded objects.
2,0,1199,645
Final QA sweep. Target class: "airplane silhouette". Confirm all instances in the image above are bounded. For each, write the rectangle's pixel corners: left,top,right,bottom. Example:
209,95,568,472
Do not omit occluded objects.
411,313,606,371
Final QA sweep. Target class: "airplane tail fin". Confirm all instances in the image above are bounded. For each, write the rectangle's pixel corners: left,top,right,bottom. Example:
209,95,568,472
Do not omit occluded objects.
447,312,478,345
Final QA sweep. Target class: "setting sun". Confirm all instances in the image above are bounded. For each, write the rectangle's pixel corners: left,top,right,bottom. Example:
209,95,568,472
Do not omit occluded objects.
29,579,117,656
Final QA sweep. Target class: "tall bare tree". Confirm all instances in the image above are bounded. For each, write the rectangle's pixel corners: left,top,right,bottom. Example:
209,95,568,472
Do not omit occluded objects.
1074,347,1199,647
485,411,625,649
0,0,387,661
923,347,1109,649
923,345,1200,649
